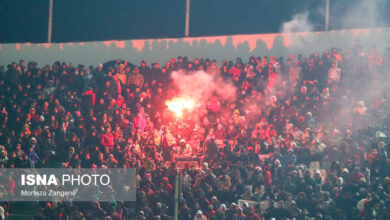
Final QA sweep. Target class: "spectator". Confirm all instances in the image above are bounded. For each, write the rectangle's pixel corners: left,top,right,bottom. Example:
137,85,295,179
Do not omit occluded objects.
194,210,207,220
127,67,144,90
28,146,39,168
101,126,115,153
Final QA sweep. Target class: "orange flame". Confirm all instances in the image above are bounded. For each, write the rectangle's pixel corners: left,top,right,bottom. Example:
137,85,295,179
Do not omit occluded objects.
165,97,195,117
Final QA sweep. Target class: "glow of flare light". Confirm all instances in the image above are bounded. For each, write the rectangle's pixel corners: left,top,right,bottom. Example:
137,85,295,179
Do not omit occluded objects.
165,97,195,117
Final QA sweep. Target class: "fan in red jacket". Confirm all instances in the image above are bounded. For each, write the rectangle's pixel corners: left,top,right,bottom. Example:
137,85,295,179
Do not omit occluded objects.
82,88,96,107
101,127,115,153
246,207,261,220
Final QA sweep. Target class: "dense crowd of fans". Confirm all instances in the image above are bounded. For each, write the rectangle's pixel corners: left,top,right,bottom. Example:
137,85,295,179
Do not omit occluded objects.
0,40,390,220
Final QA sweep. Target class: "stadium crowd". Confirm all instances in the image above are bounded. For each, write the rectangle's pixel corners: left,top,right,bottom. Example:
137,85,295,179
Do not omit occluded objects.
0,40,390,220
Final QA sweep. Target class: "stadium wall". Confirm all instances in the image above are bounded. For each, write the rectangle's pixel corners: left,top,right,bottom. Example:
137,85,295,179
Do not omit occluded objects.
0,28,389,67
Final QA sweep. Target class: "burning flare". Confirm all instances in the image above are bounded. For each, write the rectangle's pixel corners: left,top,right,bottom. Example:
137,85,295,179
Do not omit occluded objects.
165,97,195,117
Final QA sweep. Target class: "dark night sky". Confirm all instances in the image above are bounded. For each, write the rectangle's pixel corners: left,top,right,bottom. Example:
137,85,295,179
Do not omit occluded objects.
0,0,389,43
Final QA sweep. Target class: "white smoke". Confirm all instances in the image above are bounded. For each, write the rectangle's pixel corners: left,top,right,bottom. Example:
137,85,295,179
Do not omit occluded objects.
170,70,236,103
168,69,237,121
334,0,388,29
280,12,316,55
281,12,314,33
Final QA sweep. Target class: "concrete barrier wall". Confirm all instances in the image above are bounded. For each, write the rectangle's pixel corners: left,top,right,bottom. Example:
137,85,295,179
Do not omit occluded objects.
0,28,389,67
